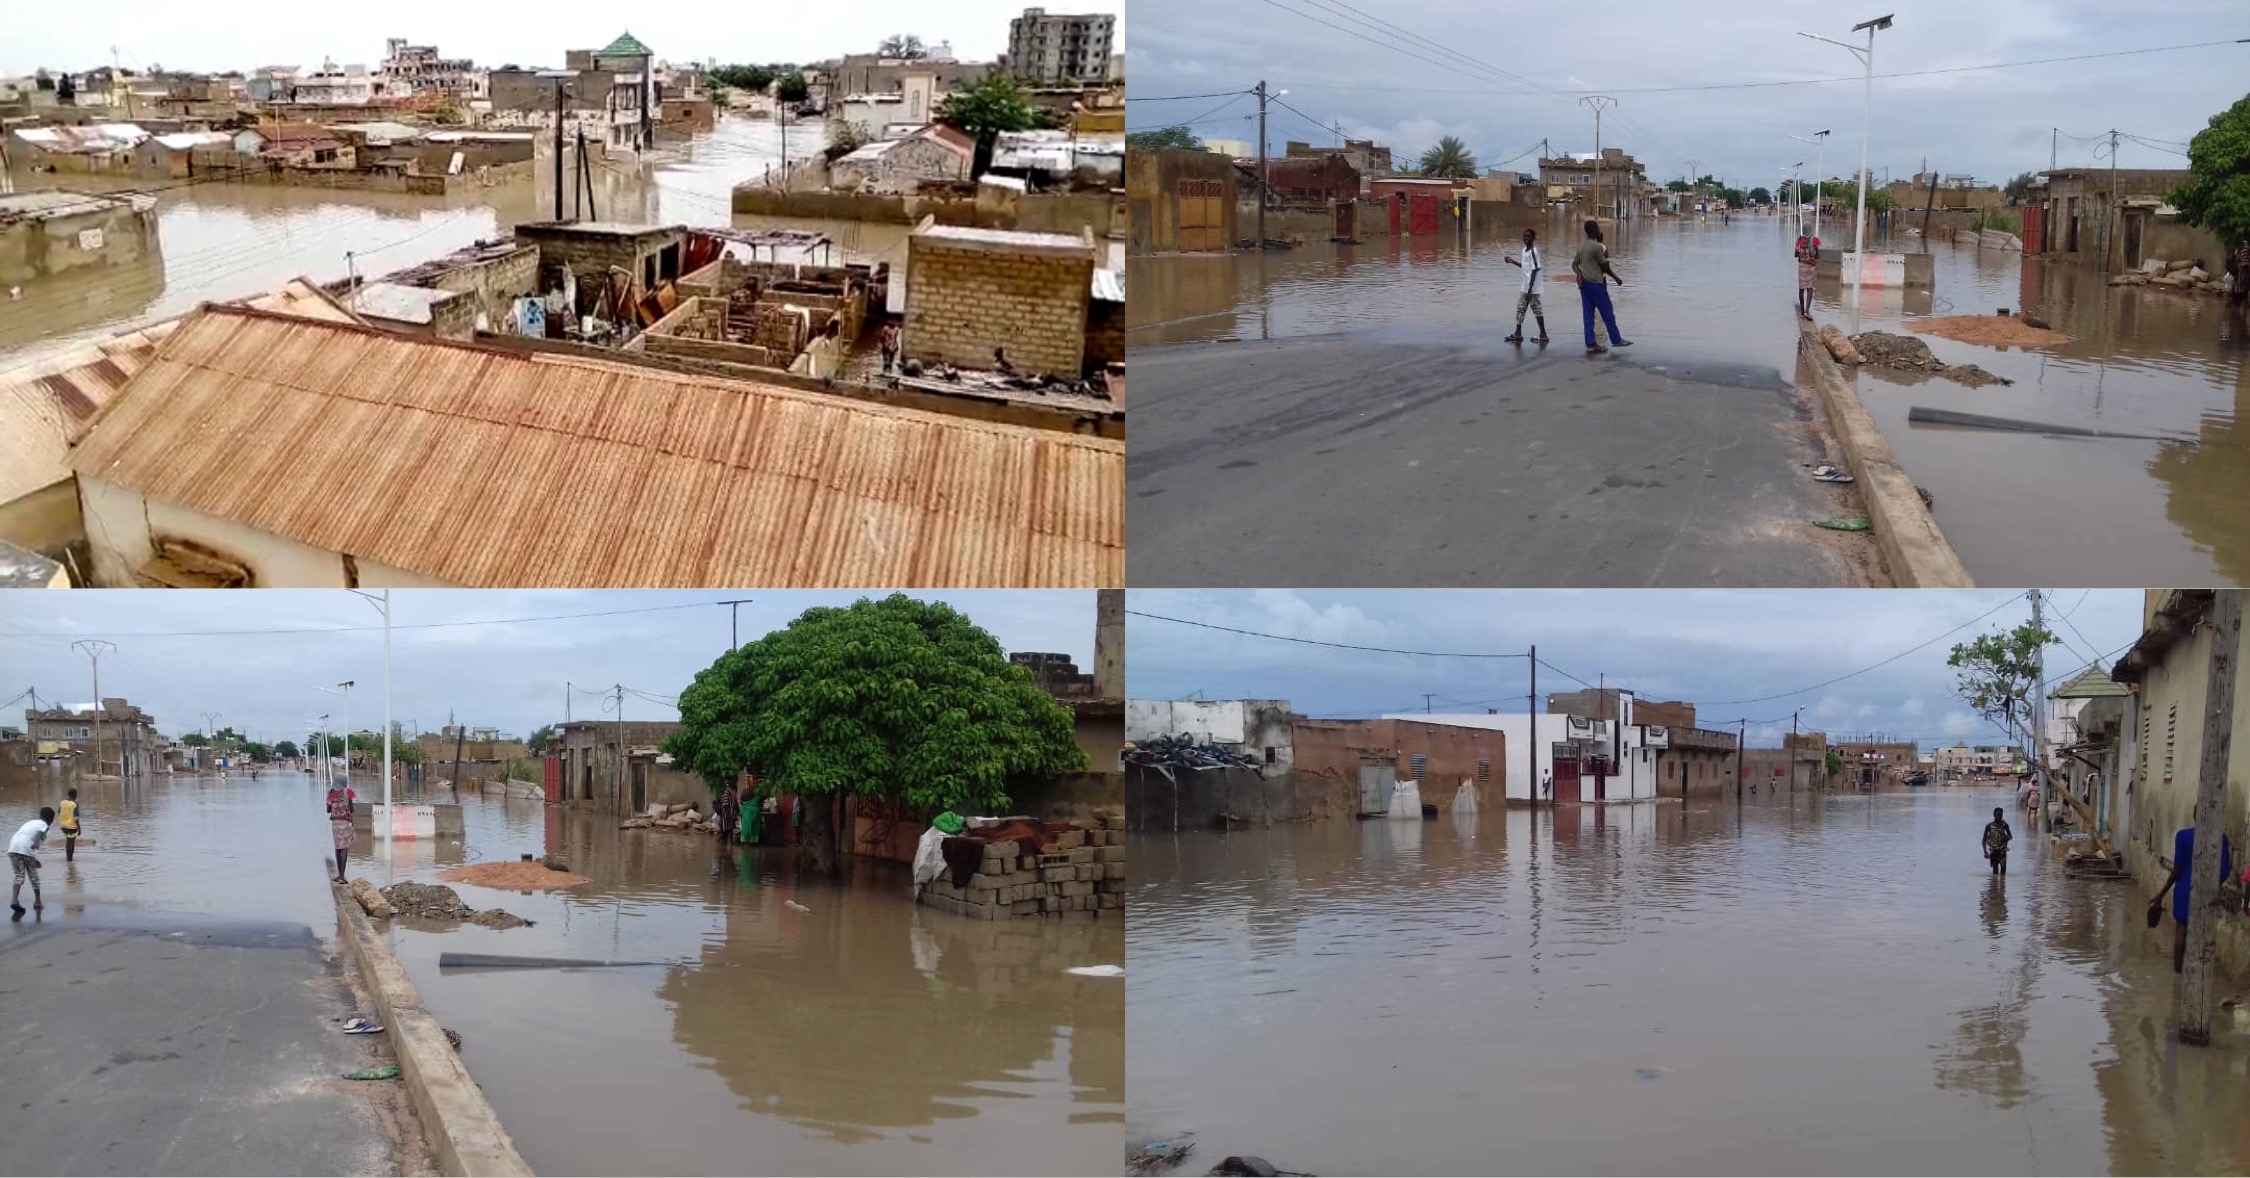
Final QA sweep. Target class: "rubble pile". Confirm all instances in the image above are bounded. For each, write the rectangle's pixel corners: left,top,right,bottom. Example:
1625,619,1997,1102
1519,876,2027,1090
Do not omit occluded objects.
2109,257,2232,295
1847,331,2014,388
918,807,1127,920
1123,733,1264,771
621,801,719,833
379,881,531,929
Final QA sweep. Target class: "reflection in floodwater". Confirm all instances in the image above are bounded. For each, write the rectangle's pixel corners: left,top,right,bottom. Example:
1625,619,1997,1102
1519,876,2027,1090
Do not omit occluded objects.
1129,218,2250,585
1127,788,2250,1176
0,769,1121,1175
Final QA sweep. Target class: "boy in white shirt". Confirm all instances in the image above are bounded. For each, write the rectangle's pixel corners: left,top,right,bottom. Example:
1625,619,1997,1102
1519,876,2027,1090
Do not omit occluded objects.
10,807,52,917
1502,228,1551,344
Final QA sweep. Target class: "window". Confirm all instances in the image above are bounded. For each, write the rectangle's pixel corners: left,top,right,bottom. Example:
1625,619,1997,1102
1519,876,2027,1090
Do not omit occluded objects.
1410,753,1427,780
1476,759,1491,781
1264,746,1276,766
313,148,337,164
2163,703,2177,783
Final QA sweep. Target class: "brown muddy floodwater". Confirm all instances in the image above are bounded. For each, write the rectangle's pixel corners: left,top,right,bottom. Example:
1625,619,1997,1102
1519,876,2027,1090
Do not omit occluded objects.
1128,216,2250,585
1128,786,2250,1176
0,768,1122,1175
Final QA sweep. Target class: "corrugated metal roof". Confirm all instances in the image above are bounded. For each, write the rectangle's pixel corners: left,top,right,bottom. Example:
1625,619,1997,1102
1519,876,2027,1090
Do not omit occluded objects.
1091,268,1124,303
0,280,355,506
69,308,1124,587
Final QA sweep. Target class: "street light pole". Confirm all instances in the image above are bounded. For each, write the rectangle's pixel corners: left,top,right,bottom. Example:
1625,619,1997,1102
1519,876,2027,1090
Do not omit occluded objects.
1801,15,1894,283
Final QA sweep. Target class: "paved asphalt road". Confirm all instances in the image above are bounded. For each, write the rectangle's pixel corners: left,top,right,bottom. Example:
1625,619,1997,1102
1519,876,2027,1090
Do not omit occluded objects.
1126,331,1873,587
0,908,405,1176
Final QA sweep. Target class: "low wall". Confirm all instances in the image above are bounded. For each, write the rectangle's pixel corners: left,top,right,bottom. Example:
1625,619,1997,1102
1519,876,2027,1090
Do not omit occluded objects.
731,186,1116,237
916,813,1126,919
1125,764,1300,831
351,801,466,837
333,889,532,1176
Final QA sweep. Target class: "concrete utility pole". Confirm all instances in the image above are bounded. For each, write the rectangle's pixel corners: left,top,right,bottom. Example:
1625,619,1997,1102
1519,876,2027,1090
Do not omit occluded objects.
554,76,567,220
614,684,626,814
1580,95,1615,220
1737,718,1747,798
1423,693,1438,715
1255,80,1269,248
2178,589,2241,1046
1529,644,1538,808
1800,14,1893,283
1791,709,1802,793
2050,127,2057,173
2030,589,2054,834
2104,128,2120,273
71,640,114,778
719,598,755,651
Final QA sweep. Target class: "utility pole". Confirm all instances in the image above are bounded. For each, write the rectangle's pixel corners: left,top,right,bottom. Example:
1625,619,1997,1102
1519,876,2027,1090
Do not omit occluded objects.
1737,718,1747,799
719,598,755,651
202,710,220,773
1423,693,1437,715
1255,80,1269,248
2050,127,2056,173
2178,589,2241,1046
2030,589,2054,834
555,77,568,220
614,685,627,814
1529,645,1538,808
2104,128,2119,273
1791,709,1802,794
1580,95,1615,220
72,640,115,779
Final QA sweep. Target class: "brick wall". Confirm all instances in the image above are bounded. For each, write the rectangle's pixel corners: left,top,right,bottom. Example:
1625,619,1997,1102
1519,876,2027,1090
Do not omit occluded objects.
424,245,539,329
918,811,1126,919
1291,718,1507,811
903,237,1092,375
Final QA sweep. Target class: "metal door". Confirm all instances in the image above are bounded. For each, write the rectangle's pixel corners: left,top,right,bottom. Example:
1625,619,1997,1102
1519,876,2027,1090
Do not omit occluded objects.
1552,757,1582,805
1387,193,1403,235
631,762,647,813
1591,757,1610,802
1409,194,1440,235
2021,205,2044,255
1359,763,1396,817
1335,200,1354,240
1177,180,1224,252
2123,212,2143,269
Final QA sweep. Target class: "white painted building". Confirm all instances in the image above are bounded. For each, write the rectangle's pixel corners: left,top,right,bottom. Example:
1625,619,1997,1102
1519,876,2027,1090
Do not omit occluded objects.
1126,698,1294,771
1397,698,1666,804
828,124,973,193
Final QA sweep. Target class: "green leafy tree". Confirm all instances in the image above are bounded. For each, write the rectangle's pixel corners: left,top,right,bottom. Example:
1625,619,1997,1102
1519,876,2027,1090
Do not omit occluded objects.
275,739,300,759
711,64,778,94
1127,125,1204,152
1665,179,1690,193
936,72,1042,176
665,594,1087,873
878,34,927,59
775,71,810,105
1827,178,1897,215
1417,136,1477,179
824,120,874,162
2003,170,2039,203
243,742,273,763
1947,621,2057,752
1825,749,1845,781
2168,92,2250,250
182,732,209,747
528,725,558,756
1749,185,1773,205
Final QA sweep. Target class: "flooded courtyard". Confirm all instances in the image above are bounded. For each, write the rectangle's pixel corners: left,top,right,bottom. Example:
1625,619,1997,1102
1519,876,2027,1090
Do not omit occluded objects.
1127,787,2250,1176
1127,218,2250,585
1,767,1122,1176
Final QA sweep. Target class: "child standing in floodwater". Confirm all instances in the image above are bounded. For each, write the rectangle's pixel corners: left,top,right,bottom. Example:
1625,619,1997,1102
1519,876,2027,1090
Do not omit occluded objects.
1982,807,2012,875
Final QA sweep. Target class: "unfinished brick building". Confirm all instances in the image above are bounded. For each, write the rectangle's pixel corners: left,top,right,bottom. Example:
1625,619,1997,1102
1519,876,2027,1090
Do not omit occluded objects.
903,224,1095,376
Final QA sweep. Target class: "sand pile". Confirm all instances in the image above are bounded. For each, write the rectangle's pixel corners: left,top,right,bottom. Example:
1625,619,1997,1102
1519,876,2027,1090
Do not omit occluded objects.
439,861,590,890
1908,315,2071,348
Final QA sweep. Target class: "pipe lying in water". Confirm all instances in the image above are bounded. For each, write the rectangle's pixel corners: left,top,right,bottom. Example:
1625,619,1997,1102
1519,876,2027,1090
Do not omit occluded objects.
436,952,673,971
1906,405,2189,443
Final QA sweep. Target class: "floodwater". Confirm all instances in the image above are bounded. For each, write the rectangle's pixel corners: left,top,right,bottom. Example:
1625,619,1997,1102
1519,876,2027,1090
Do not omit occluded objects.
0,117,850,373
0,767,1123,1176
1128,787,2250,1176
1128,215,2250,585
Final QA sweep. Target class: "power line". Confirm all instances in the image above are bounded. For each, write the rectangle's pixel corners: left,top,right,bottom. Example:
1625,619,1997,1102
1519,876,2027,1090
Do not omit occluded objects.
1126,89,1253,103
1694,593,2032,706
1126,610,1530,659
1247,0,1557,99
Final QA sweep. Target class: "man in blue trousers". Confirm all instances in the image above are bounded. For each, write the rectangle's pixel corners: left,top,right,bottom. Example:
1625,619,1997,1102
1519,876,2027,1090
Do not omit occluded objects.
1572,219,1631,354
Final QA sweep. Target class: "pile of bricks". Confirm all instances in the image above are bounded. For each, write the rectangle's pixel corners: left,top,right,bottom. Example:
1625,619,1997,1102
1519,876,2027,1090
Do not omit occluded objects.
919,810,1126,919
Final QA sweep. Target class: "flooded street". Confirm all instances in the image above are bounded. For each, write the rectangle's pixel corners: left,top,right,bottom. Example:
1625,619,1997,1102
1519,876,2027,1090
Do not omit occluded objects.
1,767,1122,1176
1128,218,2250,585
1128,787,2250,1176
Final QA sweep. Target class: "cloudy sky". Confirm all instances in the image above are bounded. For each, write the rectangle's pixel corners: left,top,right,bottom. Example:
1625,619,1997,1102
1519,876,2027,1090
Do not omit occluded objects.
1127,589,2146,750
0,590,1097,746
1128,0,2244,186
5,1,1122,77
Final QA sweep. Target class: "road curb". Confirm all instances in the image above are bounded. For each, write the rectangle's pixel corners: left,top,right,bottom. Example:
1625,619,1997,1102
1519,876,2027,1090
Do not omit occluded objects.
1797,321,1974,588
335,885,535,1177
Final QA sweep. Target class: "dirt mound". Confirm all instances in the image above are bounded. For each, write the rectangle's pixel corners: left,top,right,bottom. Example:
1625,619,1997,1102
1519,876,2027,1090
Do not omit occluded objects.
1908,315,2071,348
380,881,532,929
438,861,590,890
1849,331,2015,388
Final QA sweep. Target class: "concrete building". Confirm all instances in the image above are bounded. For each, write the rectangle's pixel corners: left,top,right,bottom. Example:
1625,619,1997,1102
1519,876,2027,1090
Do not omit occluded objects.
512,220,687,311
555,718,701,814
1829,739,1924,790
2048,664,2129,772
0,190,159,285
131,131,236,177
2108,590,2250,976
1125,699,1296,771
25,699,161,777
903,224,1096,376
2037,167,2221,271
828,124,974,193
1656,725,1742,798
1007,8,1117,86
244,122,354,168
346,281,478,340
1539,148,1646,218
1259,153,1360,204
1283,139,1391,190
1386,691,1669,805
1293,717,1509,811
1125,147,1237,254
380,39,477,98
8,124,144,172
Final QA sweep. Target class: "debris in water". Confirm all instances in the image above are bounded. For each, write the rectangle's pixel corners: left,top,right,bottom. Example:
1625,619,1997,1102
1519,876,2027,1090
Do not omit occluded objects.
380,881,532,929
784,899,812,913
1208,1158,1310,1177
1067,964,1125,978
1129,1134,1196,1176
1849,331,2015,387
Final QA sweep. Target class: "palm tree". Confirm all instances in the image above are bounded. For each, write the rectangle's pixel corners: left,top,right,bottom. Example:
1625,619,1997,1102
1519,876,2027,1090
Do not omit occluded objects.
1417,136,1478,179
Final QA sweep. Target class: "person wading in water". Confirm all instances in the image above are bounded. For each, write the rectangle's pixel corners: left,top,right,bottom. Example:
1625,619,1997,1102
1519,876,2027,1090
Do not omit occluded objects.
1572,220,1630,355
1981,807,2012,875
327,781,357,883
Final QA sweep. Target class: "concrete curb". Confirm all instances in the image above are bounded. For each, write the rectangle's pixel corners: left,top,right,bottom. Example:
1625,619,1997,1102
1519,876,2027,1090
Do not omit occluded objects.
1797,321,1975,588
335,885,535,1177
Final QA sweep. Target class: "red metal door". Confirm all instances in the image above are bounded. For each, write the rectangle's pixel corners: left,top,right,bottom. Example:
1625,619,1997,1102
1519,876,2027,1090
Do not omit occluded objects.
2020,205,2043,256
542,757,561,804
1335,201,1354,240
1552,757,1582,805
1409,194,1440,235
1592,758,1610,802
1387,193,1403,235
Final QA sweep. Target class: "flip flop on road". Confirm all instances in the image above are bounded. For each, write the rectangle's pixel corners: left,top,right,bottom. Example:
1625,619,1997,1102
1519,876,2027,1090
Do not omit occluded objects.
1810,464,1856,484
